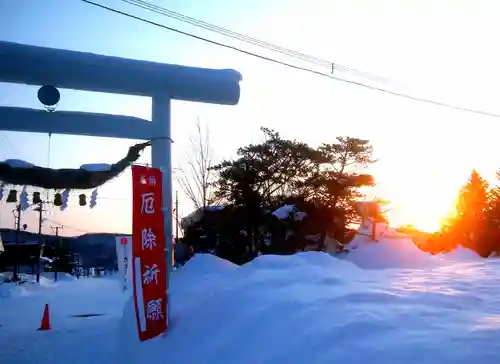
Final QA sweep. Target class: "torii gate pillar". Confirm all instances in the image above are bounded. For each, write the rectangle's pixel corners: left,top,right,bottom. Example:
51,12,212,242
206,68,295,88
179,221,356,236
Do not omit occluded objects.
0,41,242,285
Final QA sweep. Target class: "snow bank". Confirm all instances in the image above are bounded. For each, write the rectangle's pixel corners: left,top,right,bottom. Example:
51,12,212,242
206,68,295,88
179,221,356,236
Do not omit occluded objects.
117,253,500,364
343,222,482,270
0,272,76,298
181,253,237,273
435,246,481,262
343,222,483,270
0,278,56,298
173,253,237,285
342,222,441,269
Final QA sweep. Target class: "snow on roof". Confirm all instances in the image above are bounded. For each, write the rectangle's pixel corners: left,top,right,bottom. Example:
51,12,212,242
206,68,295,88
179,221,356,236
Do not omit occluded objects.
80,163,112,172
181,206,226,229
272,204,308,221
3,159,34,168
0,40,241,105
295,211,307,221
205,206,225,211
272,204,295,219
39,256,54,263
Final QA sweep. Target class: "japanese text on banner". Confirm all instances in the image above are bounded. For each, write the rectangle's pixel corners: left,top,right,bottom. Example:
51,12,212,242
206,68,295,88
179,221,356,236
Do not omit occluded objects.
131,165,168,341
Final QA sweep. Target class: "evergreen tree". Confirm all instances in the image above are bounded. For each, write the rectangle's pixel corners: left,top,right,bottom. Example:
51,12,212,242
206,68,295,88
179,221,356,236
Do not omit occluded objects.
211,127,318,206
487,170,500,226
457,170,489,223
479,169,500,257
446,170,490,253
308,137,376,225
196,128,377,263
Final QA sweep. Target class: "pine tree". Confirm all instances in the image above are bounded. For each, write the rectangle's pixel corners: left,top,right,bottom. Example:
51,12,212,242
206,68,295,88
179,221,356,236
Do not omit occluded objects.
487,170,500,225
456,170,489,219
450,170,490,252
478,169,500,257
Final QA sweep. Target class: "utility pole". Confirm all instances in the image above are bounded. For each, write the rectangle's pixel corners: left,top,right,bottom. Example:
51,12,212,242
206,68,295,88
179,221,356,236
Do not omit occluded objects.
12,204,21,281
175,191,179,240
34,201,47,283
50,224,63,282
51,225,63,237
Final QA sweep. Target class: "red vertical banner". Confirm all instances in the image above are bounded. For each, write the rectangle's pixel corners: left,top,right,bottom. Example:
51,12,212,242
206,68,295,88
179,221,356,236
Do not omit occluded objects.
131,165,168,341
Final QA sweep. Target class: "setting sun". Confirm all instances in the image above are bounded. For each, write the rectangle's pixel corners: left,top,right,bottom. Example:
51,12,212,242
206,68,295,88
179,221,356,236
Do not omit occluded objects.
374,168,463,233
386,197,453,233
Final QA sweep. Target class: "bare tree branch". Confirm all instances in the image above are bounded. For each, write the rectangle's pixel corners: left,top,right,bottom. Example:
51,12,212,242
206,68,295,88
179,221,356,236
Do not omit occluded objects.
175,117,215,212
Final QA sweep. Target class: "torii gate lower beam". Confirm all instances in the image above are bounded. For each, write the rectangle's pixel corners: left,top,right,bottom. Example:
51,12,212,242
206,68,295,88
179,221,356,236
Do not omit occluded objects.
0,107,156,140
0,40,242,286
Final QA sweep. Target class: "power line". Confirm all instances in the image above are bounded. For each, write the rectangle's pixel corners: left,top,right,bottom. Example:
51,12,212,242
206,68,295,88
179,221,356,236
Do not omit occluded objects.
45,217,129,236
121,0,392,84
81,1,330,75
122,0,332,68
332,77,500,118
2,132,18,158
44,217,90,234
81,0,500,118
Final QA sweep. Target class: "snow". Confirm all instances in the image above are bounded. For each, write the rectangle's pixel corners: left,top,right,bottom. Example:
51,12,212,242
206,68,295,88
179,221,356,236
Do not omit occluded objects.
181,206,225,229
344,222,483,269
0,40,241,105
0,276,128,363
436,246,482,262
343,222,442,269
272,204,295,219
117,252,500,364
205,205,225,211
2,235,500,364
272,204,307,220
3,158,34,168
80,163,112,172
294,211,307,221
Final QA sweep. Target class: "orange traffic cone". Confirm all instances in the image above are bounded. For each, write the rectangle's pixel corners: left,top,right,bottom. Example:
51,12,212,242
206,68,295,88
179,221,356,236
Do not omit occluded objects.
38,303,51,331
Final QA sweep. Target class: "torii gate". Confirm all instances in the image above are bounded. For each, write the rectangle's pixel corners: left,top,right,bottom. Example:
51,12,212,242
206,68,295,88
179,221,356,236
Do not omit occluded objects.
0,40,242,284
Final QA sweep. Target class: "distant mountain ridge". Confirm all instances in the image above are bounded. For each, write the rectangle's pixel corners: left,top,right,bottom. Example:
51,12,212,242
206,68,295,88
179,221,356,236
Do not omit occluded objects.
0,228,130,267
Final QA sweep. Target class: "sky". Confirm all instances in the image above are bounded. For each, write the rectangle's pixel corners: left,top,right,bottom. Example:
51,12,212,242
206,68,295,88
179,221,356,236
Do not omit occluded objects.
1,0,500,235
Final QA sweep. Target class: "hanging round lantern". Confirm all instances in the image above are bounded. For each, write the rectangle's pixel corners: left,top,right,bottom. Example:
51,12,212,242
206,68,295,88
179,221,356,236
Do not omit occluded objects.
37,85,60,110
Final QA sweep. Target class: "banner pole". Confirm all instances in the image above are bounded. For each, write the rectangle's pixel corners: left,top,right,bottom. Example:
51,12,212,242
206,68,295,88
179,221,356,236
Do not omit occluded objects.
150,94,173,330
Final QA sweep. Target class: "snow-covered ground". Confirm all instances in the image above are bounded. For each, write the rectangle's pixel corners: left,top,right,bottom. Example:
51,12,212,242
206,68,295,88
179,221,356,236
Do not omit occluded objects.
0,275,126,364
2,228,500,364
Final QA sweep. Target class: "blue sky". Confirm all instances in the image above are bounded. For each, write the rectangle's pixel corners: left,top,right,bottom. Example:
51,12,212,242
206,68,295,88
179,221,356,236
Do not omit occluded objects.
1,0,500,234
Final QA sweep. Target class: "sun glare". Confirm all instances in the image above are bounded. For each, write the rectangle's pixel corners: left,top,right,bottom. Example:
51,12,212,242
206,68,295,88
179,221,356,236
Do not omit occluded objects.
380,175,459,233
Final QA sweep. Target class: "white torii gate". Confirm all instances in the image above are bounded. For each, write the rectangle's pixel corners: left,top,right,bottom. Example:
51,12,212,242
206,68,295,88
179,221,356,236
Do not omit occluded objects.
0,40,242,284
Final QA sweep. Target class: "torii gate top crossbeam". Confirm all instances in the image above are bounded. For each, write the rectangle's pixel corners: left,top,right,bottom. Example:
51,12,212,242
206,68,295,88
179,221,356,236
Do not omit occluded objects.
0,41,241,105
